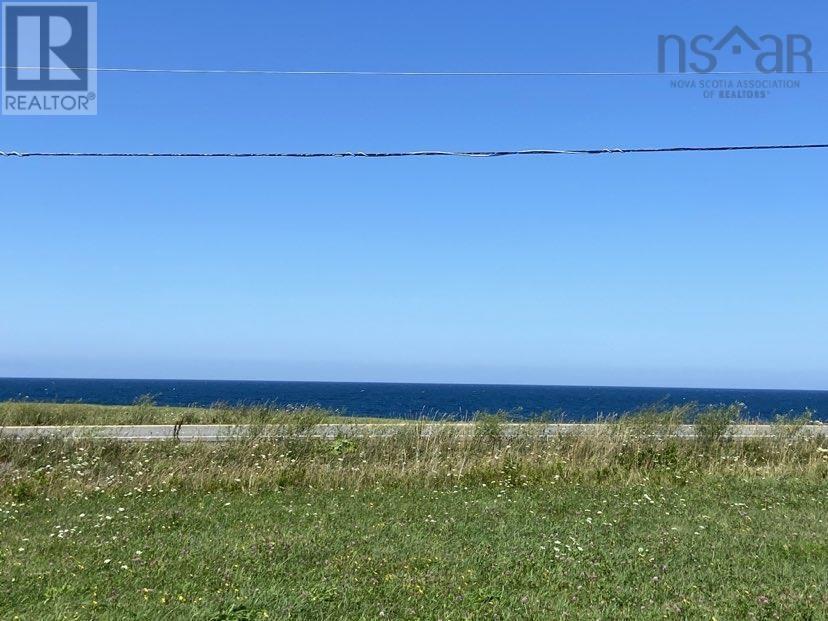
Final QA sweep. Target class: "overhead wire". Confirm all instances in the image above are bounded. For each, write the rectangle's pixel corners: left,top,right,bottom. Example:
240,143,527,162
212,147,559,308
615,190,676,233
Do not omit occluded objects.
2,144,828,159
0,66,824,77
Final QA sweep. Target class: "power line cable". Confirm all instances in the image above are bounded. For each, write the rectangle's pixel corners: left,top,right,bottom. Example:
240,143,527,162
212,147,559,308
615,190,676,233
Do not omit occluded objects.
0,66,824,77
2,144,828,159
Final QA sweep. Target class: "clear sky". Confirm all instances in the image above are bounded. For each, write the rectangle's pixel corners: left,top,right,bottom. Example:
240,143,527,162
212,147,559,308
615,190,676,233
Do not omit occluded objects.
1,1,827,389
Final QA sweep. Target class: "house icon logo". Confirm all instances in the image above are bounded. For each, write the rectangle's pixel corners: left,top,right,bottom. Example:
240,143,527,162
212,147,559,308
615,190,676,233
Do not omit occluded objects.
713,26,759,56
658,25,812,74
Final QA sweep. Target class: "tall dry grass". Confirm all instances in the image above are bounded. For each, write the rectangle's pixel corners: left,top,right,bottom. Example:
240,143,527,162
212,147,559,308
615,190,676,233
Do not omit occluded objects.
1,405,824,499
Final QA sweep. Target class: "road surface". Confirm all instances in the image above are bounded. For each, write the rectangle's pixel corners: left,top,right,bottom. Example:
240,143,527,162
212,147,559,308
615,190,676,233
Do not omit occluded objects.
0,423,823,442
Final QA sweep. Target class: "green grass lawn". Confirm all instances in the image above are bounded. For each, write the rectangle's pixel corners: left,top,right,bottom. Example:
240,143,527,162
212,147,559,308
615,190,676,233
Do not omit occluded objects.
2,479,825,620
1,406,826,619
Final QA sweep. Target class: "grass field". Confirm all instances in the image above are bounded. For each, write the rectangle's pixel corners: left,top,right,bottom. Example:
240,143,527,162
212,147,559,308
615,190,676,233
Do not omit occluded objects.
1,403,826,619
0,400,396,427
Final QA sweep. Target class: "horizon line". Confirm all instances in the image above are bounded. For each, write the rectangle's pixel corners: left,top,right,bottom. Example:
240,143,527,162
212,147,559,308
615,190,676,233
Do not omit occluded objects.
1,376,825,394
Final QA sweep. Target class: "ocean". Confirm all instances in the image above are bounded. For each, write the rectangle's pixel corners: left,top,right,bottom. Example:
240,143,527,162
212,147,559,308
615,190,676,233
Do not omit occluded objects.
0,377,825,421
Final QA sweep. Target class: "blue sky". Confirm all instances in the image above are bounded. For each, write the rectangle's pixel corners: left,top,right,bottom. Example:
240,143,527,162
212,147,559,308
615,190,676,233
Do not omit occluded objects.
1,1,827,388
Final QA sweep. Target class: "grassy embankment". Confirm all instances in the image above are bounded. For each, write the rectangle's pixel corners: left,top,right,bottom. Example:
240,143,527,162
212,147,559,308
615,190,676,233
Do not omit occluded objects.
1,402,826,619
0,399,396,427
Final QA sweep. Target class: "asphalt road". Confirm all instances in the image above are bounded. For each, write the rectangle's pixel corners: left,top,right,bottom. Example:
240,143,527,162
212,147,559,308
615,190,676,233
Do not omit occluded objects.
0,423,824,442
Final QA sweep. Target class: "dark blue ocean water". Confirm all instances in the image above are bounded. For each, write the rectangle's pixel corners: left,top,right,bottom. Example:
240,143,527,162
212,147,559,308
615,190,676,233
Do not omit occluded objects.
0,378,825,421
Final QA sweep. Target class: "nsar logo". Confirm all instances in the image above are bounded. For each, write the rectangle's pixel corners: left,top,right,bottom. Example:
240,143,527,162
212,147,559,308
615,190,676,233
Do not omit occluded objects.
658,26,812,74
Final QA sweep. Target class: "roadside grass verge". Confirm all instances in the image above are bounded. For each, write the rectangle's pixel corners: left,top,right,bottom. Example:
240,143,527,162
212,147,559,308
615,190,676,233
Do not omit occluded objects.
2,404,823,494
0,400,396,427
0,399,821,430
